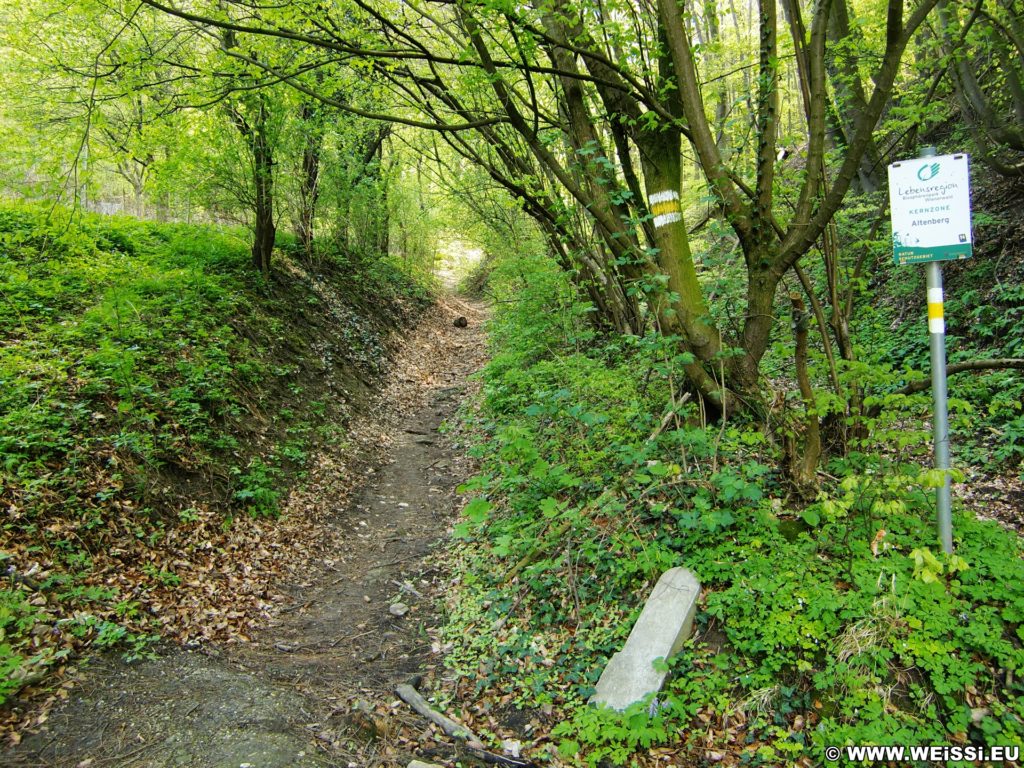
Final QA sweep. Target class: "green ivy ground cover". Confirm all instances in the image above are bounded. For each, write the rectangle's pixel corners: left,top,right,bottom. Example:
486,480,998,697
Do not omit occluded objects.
442,248,1024,766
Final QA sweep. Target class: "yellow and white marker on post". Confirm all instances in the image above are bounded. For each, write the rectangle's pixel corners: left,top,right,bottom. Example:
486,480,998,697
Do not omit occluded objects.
649,190,681,229
927,286,945,334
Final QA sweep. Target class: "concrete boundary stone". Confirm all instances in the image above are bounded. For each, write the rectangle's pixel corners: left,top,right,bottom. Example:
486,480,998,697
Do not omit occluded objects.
590,566,701,711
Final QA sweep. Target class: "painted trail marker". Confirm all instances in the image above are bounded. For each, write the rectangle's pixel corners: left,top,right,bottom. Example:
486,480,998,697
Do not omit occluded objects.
888,152,973,265
888,148,973,554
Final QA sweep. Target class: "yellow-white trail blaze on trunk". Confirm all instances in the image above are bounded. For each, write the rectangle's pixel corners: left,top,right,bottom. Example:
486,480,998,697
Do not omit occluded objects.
649,190,681,228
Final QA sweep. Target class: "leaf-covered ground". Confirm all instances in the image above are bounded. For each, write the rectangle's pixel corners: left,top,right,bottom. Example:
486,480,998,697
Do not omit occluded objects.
0,203,430,738
4,295,492,767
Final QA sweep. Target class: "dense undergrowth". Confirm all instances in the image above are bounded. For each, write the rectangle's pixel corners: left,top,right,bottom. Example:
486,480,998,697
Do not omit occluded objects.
444,203,1024,765
0,201,428,708
839,175,1024,474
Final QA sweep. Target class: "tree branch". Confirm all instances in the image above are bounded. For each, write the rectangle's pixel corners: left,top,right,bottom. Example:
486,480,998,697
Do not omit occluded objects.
898,359,1024,396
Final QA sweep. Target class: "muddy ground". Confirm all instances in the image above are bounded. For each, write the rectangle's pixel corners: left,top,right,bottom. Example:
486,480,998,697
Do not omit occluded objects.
3,297,488,768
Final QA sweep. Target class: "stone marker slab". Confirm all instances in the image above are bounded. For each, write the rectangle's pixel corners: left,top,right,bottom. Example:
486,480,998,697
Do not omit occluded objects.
591,566,700,711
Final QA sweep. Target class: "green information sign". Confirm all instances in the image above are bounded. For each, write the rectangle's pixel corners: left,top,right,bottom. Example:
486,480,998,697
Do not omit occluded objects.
888,153,973,265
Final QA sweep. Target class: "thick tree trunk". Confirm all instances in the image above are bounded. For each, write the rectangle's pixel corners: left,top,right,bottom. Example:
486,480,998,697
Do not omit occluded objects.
641,145,720,362
734,263,780,392
638,140,728,410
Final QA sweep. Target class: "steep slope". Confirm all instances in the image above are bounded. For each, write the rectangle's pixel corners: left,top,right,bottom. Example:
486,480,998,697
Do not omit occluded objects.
0,203,429,732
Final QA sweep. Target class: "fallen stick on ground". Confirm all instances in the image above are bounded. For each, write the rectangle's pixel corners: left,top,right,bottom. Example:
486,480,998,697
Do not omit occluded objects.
395,683,535,766
395,683,483,748
647,393,691,443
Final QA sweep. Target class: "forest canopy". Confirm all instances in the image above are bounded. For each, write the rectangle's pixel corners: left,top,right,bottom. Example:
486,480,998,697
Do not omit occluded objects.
4,0,1022,422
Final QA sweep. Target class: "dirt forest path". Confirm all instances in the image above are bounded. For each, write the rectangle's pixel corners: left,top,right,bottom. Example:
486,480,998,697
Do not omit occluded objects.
4,296,489,768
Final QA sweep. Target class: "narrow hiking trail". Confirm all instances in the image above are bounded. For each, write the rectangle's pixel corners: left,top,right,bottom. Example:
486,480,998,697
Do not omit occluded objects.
5,296,489,768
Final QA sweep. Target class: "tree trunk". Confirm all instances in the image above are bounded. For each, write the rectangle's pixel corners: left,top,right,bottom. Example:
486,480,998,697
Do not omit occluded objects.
824,0,884,192
735,263,781,392
375,138,389,257
296,101,323,262
222,29,276,274
784,293,822,493
251,108,275,274
637,138,728,411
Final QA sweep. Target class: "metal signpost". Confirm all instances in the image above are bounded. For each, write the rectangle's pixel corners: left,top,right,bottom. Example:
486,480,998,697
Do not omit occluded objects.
887,148,973,554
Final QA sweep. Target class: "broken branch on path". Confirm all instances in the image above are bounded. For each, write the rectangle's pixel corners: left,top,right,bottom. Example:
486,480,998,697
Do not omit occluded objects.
395,683,535,766
395,683,482,747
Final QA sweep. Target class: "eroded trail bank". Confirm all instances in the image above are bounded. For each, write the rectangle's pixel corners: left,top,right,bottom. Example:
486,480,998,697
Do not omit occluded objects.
5,297,488,768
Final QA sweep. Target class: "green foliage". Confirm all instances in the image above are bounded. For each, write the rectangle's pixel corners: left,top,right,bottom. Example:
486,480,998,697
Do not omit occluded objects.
0,200,425,694
443,246,1024,765
553,699,674,766
944,278,1024,471
0,585,63,706
1,207,260,503
850,246,1024,475
231,459,282,517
